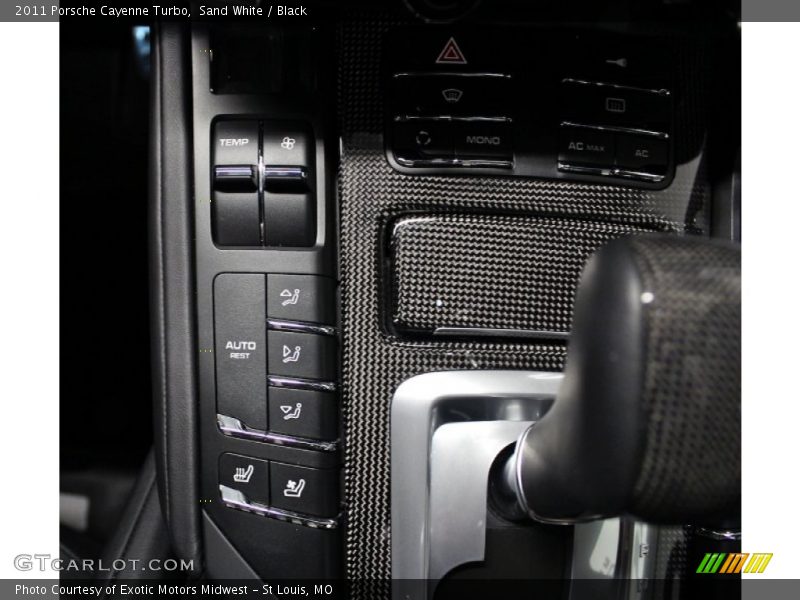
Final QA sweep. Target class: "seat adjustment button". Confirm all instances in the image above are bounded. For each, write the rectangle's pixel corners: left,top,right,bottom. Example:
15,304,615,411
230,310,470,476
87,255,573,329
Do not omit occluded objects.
269,462,339,518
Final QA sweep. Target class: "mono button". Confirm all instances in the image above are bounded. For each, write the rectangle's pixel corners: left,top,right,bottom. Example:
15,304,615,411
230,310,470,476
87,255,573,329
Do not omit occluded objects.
453,121,512,162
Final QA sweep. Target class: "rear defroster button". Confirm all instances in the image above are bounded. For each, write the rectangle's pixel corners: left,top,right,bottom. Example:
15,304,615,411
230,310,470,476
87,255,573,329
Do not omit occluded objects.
454,122,512,163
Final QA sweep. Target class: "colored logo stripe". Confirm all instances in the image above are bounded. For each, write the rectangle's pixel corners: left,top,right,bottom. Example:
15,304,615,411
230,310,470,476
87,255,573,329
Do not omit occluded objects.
744,553,773,573
697,553,773,574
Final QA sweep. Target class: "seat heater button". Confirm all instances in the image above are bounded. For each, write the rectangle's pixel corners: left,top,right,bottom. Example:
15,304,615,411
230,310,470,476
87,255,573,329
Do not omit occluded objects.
219,453,270,505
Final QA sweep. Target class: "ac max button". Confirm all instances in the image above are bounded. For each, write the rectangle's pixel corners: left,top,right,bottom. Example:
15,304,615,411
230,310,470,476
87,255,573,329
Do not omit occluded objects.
558,127,615,167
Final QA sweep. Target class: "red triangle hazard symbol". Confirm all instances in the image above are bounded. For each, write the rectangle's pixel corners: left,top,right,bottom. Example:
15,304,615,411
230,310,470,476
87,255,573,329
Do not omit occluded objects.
436,37,467,65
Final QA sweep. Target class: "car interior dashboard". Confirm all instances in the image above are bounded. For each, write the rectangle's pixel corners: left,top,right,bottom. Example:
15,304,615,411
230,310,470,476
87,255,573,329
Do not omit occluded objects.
60,0,741,595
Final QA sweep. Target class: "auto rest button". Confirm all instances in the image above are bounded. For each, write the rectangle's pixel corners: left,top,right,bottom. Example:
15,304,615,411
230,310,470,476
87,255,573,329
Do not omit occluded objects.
558,126,615,167
214,274,267,429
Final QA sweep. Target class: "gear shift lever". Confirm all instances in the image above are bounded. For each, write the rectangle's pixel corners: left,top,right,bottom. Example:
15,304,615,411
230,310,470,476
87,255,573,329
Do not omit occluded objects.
500,235,741,526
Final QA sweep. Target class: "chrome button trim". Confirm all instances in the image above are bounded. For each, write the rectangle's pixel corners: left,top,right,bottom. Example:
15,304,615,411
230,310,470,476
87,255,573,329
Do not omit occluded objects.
219,485,339,529
217,414,338,452
267,318,336,336
267,375,337,392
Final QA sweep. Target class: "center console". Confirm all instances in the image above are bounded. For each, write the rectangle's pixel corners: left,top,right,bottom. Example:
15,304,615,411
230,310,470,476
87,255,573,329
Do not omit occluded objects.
190,24,342,578
150,2,739,585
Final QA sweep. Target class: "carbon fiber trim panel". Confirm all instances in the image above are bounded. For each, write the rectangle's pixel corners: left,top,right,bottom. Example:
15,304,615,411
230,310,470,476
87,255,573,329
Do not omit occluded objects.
337,12,714,586
390,214,655,336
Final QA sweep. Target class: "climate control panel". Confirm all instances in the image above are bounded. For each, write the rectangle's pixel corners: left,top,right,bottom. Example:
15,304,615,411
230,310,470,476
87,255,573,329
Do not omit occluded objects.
385,28,679,189
212,120,316,247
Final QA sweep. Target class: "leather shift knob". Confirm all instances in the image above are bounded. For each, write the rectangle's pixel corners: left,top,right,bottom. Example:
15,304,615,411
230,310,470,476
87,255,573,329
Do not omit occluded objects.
510,235,740,526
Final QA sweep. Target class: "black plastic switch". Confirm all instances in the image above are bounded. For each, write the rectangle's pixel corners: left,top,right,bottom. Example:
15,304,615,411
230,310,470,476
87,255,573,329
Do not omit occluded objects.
262,166,309,192
214,274,267,429
393,120,454,162
267,331,337,381
562,81,671,133
615,134,668,173
212,192,261,246
267,274,334,324
269,462,339,518
453,121,512,161
262,123,313,169
263,192,315,247
212,120,259,166
558,127,615,167
393,74,510,118
268,388,338,440
214,165,257,192
219,453,270,505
